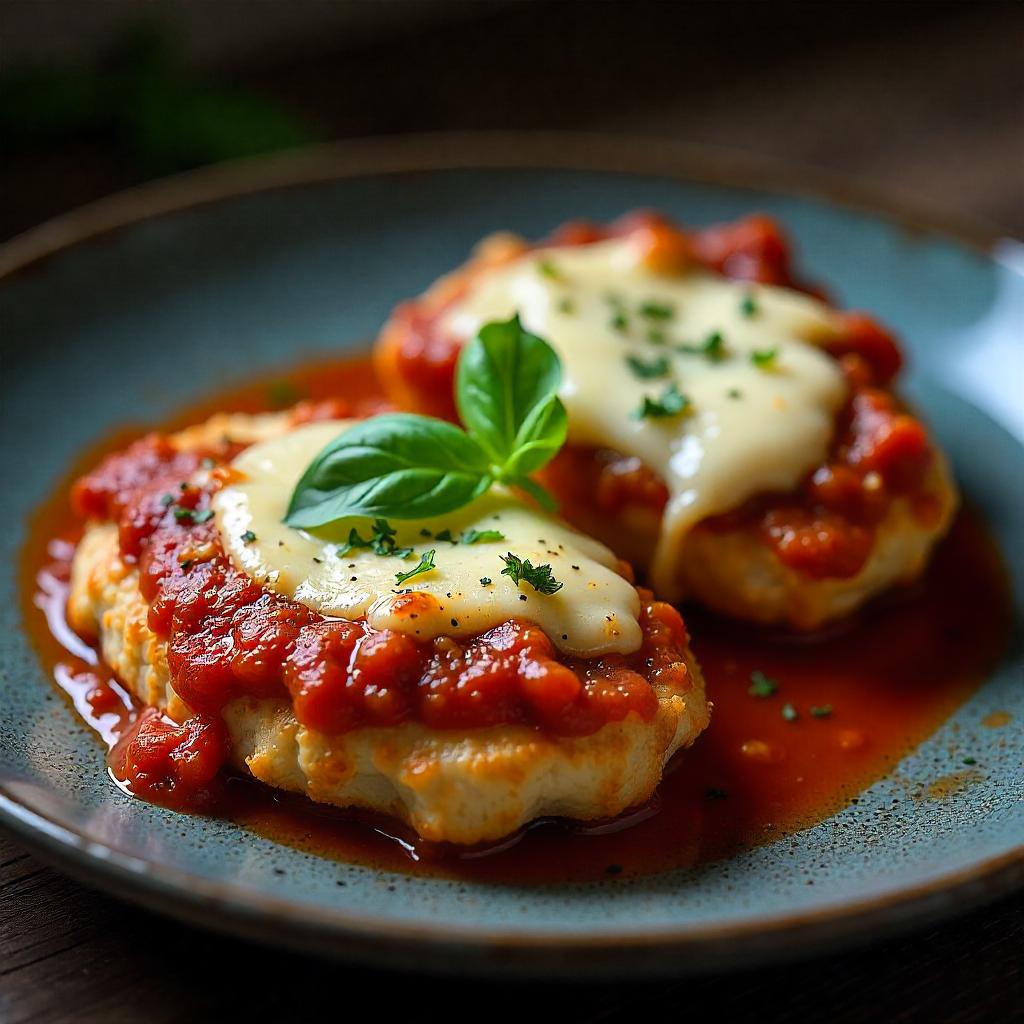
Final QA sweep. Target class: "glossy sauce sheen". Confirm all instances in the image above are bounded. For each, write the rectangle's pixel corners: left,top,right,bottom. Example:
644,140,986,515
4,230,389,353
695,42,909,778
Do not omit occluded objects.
21,357,1012,883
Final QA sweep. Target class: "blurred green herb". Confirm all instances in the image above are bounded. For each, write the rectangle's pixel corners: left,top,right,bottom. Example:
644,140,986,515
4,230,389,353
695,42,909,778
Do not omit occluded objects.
748,670,778,698
266,380,305,408
0,25,318,172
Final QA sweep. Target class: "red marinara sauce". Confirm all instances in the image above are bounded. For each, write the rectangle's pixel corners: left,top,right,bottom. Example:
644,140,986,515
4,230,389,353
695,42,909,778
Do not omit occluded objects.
22,355,1013,881
376,212,934,581
66,407,688,800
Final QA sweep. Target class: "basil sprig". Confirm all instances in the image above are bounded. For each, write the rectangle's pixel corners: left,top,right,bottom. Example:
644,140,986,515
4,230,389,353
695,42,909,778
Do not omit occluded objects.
285,316,567,528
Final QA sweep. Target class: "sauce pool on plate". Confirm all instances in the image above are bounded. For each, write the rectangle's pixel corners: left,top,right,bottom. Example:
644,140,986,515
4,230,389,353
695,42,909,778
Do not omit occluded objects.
20,355,1013,883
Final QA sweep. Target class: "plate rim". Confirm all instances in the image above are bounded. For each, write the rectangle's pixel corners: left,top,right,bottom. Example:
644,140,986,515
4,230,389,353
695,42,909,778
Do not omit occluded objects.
2,131,1021,975
0,130,1015,280
3,791,1020,977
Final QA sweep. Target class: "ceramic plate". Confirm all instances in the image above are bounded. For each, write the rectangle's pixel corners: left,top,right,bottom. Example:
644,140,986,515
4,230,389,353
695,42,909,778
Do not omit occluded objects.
1,135,1021,977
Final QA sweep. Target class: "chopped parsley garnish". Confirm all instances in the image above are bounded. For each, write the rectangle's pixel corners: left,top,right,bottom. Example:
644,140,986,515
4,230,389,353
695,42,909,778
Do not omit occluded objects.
338,519,413,559
625,354,671,379
557,296,575,315
367,520,413,557
609,310,630,333
342,522,503,557
241,530,257,544
646,327,667,345
370,518,398,546
337,527,370,557
638,300,675,321
173,506,212,524
537,259,562,280
809,704,833,718
394,549,436,586
751,347,779,369
680,330,728,362
499,552,563,595
740,293,759,318
748,670,778,698
705,332,727,360
460,528,505,545
962,756,978,766
727,388,743,399
781,702,799,722
633,383,691,420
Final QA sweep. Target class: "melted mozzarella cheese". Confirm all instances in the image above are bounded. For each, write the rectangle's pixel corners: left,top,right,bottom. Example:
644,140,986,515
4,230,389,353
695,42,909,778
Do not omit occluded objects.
213,421,641,657
443,237,848,595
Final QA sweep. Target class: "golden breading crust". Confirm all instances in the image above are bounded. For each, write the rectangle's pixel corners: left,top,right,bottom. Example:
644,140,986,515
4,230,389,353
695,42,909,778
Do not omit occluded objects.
68,414,710,845
554,458,958,632
677,459,958,629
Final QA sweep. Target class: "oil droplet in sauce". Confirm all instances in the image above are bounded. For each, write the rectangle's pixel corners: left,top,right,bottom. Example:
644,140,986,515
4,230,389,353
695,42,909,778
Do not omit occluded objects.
982,711,1012,729
924,770,983,801
19,356,1015,884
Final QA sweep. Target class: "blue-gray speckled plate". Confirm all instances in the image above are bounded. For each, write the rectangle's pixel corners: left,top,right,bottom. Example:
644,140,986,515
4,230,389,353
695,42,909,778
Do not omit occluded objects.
1,135,1021,977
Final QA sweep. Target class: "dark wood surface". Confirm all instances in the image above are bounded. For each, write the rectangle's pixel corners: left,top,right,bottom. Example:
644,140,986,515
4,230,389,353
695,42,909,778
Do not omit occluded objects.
2,830,1021,1023
2,3,1022,1021
2,1,1023,242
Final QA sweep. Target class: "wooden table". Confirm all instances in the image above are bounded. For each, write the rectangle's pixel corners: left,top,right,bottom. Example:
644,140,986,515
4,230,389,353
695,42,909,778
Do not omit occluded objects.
2,831,1021,1022
2,3,1021,1020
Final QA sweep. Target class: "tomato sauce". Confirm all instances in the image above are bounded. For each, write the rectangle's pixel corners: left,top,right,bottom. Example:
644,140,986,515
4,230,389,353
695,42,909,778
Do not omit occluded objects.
70,434,684,787
20,355,1012,883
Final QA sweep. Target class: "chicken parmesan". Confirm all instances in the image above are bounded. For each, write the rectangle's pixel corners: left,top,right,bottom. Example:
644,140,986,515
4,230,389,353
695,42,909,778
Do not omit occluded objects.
376,213,958,629
65,326,710,845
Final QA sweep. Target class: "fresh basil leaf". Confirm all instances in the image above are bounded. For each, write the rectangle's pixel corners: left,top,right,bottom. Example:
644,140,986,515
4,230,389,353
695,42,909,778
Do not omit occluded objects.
286,318,570,530
455,315,564,471
512,475,558,512
499,392,567,478
285,414,491,527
